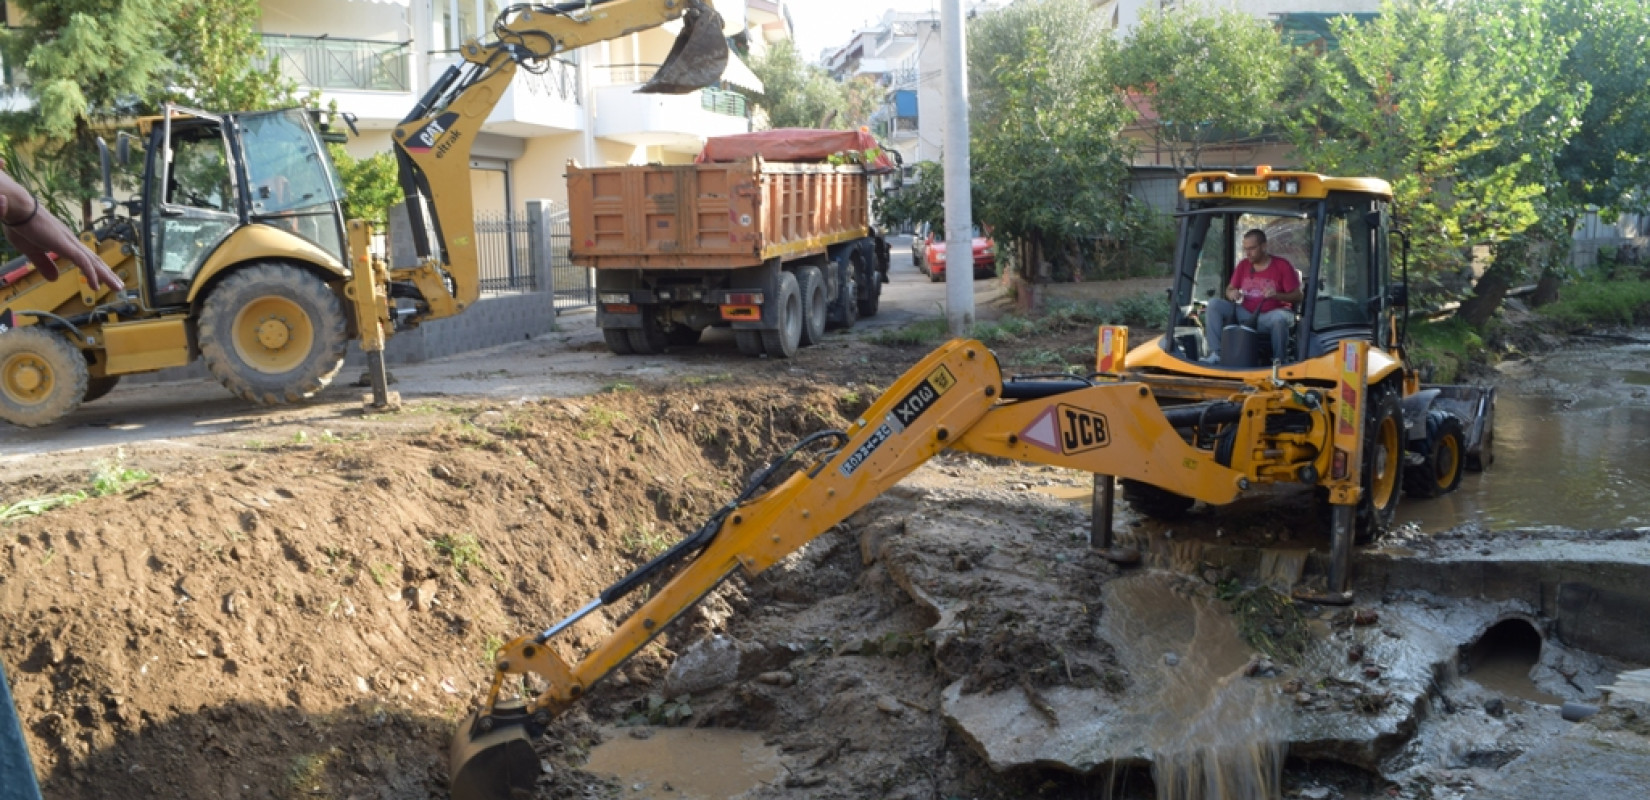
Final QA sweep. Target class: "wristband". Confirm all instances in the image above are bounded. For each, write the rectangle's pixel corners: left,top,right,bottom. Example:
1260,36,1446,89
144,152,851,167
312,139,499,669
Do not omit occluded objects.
3,194,38,227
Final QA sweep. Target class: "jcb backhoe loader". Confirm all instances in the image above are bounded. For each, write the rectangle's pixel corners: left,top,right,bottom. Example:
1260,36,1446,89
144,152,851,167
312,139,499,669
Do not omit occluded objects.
0,0,728,427
443,170,1495,799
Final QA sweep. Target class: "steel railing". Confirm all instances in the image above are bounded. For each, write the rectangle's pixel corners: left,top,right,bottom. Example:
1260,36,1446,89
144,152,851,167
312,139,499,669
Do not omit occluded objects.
257,34,411,93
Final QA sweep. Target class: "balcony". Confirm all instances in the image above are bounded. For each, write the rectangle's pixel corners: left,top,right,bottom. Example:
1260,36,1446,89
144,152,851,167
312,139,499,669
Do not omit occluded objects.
592,64,751,153
484,57,584,137
256,34,413,125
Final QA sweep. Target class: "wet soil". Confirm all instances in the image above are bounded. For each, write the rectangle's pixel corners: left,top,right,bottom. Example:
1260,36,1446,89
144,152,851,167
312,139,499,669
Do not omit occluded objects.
3,279,1647,800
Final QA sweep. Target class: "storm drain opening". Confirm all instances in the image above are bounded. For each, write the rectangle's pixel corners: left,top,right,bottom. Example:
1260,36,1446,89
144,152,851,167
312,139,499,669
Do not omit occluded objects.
1459,617,1560,705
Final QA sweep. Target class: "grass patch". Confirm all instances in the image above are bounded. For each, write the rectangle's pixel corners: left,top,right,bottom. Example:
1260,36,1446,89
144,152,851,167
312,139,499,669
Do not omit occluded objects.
871,291,1168,351
868,317,949,346
622,523,674,557
1539,278,1650,331
2,452,153,524
682,373,733,385
1406,318,1485,383
428,534,497,584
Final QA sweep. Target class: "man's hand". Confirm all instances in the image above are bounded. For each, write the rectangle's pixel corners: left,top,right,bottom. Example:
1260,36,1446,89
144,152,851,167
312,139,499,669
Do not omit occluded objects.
1,194,124,292
1226,287,1242,302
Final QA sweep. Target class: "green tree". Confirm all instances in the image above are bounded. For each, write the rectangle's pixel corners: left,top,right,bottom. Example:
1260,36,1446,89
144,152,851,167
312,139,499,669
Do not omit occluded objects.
1291,0,1582,323
749,40,848,129
163,0,308,111
328,145,401,225
969,2,1133,283
1109,4,1287,173
1549,0,1650,219
876,160,944,231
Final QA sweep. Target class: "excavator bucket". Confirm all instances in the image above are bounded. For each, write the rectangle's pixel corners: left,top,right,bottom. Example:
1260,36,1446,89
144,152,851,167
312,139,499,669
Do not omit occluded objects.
448,706,538,800
638,1,729,94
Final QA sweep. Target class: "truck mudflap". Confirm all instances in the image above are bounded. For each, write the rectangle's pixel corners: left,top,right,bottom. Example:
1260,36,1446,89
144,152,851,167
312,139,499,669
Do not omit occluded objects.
1422,384,1495,470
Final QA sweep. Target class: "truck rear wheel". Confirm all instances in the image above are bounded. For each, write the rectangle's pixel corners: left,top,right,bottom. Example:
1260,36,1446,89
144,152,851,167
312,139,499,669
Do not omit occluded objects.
735,330,764,356
199,263,347,405
855,248,882,317
626,308,670,355
602,328,636,355
796,265,828,346
761,271,802,359
0,327,87,427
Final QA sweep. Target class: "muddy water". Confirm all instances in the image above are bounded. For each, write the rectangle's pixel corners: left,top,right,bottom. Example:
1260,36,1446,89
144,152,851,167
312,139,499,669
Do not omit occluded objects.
1100,573,1287,800
583,727,783,799
1399,338,1650,532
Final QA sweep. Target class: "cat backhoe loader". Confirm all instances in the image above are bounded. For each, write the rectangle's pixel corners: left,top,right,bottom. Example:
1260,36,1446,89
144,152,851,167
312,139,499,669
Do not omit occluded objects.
445,170,1495,800
0,0,727,426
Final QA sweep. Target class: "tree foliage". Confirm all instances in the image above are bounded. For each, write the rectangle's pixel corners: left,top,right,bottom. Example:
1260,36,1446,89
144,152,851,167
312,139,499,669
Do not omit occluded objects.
1547,0,1650,218
1109,4,1287,173
968,1,1133,281
876,160,944,231
163,0,309,112
750,40,852,129
328,145,401,226
1290,0,1583,299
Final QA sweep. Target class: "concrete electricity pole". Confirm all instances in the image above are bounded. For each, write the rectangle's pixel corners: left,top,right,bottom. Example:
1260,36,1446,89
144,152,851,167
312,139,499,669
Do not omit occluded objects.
941,0,974,336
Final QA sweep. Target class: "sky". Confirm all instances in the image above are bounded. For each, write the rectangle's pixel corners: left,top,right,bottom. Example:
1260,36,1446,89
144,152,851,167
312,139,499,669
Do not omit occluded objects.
785,0,946,65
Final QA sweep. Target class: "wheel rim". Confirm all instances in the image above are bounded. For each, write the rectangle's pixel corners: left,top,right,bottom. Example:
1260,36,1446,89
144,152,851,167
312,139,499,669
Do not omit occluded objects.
1435,434,1461,488
2,351,53,404
231,295,314,374
1371,413,1401,510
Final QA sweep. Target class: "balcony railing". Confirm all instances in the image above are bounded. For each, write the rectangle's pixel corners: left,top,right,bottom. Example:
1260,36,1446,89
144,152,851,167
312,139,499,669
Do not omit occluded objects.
257,34,411,93
514,58,580,104
700,87,747,118
591,63,660,86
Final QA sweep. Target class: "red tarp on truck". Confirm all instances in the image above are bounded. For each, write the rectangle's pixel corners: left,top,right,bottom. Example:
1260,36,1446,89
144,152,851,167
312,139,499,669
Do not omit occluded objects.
696,128,896,172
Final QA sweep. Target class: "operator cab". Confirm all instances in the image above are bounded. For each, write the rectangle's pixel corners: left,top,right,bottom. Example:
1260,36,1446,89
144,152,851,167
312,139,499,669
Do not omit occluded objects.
137,106,348,309
1166,169,1398,369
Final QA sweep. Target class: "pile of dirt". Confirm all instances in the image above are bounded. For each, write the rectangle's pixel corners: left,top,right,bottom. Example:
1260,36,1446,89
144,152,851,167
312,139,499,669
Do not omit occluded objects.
0,380,898,799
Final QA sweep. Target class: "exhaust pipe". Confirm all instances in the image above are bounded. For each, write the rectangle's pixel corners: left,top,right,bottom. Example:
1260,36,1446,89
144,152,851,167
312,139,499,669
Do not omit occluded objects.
638,0,729,94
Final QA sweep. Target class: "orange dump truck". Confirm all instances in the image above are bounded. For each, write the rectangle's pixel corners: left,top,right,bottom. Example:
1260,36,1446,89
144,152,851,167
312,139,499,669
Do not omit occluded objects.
568,128,892,358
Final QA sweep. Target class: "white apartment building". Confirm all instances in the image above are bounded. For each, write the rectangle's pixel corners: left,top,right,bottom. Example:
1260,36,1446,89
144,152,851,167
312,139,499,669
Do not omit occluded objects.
257,0,777,215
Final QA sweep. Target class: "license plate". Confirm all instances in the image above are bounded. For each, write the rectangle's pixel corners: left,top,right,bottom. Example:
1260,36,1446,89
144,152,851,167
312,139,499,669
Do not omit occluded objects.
1230,183,1267,199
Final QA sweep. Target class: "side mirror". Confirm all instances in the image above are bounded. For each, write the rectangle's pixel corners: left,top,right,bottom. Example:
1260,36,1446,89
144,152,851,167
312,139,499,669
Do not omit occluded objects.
116,132,134,166
1386,282,1408,307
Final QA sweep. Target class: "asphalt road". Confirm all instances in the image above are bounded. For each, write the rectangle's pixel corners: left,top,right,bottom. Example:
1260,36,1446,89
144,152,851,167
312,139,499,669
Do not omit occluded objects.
0,235,1006,467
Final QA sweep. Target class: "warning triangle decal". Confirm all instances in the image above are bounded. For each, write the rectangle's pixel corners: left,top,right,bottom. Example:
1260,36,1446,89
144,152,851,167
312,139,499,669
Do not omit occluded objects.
1020,406,1062,454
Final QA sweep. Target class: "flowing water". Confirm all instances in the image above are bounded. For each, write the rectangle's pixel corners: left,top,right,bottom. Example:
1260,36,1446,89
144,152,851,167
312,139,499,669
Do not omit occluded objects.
1099,573,1288,800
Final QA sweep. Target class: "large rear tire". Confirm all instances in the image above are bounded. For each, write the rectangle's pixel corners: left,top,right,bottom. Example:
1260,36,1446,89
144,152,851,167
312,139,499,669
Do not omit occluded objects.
796,265,828,346
856,244,882,317
602,327,636,355
734,330,765,357
626,307,670,355
761,271,802,359
0,327,87,427
1318,384,1403,544
199,263,347,405
1403,411,1465,499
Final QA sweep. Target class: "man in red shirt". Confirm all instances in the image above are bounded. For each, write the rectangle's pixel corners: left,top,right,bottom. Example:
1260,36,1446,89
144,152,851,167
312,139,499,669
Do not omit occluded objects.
1202,228,1302,365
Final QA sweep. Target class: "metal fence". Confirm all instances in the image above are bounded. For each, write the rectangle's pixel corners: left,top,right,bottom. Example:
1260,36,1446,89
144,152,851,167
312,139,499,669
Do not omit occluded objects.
526,201,593,312
474,212,535,293
257,34,410,92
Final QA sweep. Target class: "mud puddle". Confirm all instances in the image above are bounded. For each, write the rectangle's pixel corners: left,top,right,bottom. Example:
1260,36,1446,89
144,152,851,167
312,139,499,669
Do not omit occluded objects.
1400,337,1650,532
584,727,783,799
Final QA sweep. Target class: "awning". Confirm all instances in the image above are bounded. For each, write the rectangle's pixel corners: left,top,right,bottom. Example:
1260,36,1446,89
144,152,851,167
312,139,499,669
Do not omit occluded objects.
721,51,764,95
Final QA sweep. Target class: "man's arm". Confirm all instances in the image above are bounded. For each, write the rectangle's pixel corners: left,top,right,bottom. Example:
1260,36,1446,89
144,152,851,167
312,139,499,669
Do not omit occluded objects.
0,168,124,292
1264,259,1304,305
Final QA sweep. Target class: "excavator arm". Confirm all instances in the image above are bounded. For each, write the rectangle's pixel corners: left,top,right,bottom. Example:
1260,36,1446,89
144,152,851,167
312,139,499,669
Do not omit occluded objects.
448,333,1364,800
390,0,728,323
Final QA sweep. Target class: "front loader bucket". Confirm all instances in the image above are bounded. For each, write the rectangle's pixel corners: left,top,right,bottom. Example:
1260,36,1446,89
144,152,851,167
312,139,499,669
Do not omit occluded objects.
638,1,729,94
448,707,538,800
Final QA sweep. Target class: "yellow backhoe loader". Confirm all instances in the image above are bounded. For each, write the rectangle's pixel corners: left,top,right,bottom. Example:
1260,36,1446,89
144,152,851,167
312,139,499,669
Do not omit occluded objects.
0,0,728,426
443,170,1495,799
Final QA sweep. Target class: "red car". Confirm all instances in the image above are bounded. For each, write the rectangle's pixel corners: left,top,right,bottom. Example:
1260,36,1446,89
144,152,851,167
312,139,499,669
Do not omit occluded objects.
919,224,996,281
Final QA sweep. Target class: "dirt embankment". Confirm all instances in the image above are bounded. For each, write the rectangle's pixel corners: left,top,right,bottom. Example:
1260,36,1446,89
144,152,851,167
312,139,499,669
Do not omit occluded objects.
2,381,903,799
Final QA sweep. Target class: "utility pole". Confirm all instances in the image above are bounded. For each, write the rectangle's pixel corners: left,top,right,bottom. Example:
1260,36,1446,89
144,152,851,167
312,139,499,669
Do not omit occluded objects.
941,0,973,336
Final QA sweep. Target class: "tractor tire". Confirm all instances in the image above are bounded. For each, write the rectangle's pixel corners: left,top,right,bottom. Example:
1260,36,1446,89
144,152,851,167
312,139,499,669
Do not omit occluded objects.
796,265,828,346
1403,411,1466,499
199,263,347,405
1121,478,1195,520
83,375,121,403
827,252,858,331
626,308,670,355
734,330,765,357
761,271,802,359
602,327,636,355
0,326,88,427
1318,384,1403,544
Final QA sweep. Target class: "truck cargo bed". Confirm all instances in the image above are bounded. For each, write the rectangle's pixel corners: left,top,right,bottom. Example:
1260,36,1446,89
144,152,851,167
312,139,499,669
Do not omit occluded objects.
567,159,870,270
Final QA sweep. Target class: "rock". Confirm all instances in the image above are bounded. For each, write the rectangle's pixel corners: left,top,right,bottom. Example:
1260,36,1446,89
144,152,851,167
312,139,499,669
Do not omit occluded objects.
405,581,438,611
1561,701,1598,722
875,695,904,716
756,671,796,688
1163,652,1180,667
1484,697,1505,718
1300,787,1331,800
48,641,67,666
1352,608,1379,626
664,635,740,695
356,676,372,694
